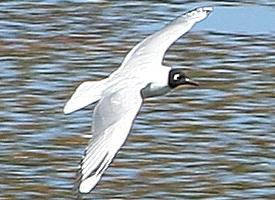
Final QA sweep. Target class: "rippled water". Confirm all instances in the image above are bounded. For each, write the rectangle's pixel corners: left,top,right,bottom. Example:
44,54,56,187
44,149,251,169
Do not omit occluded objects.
1,1,275,199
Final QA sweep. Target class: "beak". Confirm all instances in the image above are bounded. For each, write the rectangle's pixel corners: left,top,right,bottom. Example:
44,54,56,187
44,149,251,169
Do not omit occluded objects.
185,77,199,86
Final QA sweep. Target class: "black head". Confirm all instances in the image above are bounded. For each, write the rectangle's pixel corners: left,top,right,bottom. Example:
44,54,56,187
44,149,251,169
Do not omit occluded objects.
168,69,199,89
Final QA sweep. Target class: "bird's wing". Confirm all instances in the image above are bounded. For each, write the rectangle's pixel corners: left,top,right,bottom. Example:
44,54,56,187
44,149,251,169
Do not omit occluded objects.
115,7,212,74
79,84,143,193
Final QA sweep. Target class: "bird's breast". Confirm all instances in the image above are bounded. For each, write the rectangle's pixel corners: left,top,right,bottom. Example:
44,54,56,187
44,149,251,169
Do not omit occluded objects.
140,65,171,98
141,82,170,98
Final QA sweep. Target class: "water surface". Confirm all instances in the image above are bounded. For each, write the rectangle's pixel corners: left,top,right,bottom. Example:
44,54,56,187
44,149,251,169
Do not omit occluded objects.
1,1,275,199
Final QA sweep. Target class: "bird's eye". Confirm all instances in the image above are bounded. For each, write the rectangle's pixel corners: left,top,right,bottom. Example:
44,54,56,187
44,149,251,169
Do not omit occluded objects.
173,74,181,81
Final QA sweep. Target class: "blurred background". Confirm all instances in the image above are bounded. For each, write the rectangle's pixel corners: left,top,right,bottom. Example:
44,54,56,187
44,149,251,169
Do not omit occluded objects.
1,0,275,199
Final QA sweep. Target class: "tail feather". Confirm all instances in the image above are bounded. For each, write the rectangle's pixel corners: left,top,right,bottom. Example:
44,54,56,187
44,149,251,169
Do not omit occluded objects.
64,79,107,114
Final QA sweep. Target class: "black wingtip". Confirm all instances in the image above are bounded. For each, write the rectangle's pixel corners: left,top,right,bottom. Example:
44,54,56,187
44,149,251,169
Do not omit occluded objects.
195,6,213,14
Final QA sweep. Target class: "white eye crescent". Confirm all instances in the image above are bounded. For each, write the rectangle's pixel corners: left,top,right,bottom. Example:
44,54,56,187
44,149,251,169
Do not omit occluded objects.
173,74,180,80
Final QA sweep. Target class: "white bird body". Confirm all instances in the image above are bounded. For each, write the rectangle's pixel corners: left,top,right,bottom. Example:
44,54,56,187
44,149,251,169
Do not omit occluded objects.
140,65,171,97
64,7,213,193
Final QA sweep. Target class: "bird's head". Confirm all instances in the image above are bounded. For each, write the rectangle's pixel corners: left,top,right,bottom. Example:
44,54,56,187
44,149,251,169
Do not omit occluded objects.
168,69,199,88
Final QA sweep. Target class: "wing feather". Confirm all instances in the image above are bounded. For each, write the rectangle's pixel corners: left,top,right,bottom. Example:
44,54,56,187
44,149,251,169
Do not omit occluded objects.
112,7,212,76
79,86,143,193
70,7,213,193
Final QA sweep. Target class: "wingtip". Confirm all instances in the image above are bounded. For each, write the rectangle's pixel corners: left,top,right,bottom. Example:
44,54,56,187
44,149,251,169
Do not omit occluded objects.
181,6,213,23
202,6,214,13
79,175,101,193
194,6,213,15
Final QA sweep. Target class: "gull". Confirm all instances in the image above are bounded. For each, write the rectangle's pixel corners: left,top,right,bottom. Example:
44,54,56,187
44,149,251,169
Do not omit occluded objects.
64,7,213,193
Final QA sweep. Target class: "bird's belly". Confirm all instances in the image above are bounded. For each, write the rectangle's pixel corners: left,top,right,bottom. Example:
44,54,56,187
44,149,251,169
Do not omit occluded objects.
141,83,170,98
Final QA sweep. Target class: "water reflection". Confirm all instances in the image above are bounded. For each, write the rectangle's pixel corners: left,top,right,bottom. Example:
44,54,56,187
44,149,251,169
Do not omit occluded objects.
1,1,275,199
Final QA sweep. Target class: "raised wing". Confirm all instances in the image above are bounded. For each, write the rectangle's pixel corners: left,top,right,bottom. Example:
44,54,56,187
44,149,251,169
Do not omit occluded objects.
78,85,143,193
113,7,212,75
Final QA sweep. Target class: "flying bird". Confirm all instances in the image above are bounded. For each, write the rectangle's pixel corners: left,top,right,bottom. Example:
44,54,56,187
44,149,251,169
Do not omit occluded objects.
64,7,213,193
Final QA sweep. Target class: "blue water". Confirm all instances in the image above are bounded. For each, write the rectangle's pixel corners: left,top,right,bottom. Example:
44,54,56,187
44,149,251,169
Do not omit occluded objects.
195,6,275,34
0,1,275,199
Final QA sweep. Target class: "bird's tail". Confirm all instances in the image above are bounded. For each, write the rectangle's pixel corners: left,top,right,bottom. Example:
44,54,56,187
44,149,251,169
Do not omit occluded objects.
64,79,107,114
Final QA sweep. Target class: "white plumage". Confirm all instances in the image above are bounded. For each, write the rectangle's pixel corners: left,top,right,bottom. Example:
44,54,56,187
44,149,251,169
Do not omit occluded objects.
64,7,213,193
